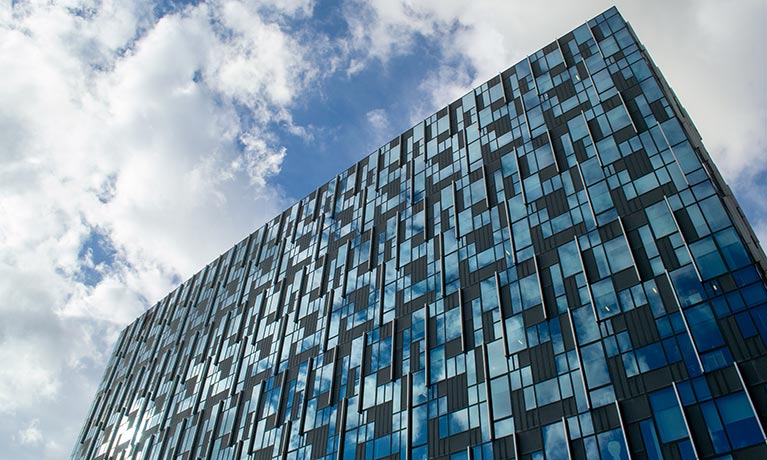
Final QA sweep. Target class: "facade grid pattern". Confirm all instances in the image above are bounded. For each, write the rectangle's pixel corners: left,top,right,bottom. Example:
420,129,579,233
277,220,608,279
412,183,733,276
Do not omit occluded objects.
73,7,767,460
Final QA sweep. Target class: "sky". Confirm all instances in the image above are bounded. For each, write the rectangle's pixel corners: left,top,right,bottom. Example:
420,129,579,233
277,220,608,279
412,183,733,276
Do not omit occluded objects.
0,0,765,458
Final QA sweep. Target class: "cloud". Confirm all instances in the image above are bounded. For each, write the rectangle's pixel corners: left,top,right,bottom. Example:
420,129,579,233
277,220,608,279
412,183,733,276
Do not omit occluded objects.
0,0,317,458
17,419,43,445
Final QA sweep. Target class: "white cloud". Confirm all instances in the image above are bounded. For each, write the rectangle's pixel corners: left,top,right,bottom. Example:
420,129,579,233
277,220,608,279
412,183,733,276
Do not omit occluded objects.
0,0,314,458
17,419,43,446
366,108,389,131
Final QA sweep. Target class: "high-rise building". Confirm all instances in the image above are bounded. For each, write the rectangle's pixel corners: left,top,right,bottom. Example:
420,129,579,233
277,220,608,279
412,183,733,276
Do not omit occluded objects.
73,7,767,460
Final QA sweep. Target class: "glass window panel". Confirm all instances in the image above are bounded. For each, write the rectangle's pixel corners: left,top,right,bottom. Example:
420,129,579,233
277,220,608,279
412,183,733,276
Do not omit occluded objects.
622,352,639,377
513,220,532,249
581,156,605,186
645,201,675,238
649,388,687,443
590,181,614,215
520,274,541,310
543,421,568,460
597,428,628,459
596,136,620,164
600,36,620,56
568,114,589,140
506,315,527,353
604,237,633,273
701,401,729,453
480,277,499,311
445,308,461,343
669,265,705,308
581,342,610,389
573,306,600,344
558,240,581,278
592,278,619,319
660,119,686,146
487,339,507,378
535,143,554,170
640,419,663,460
671,142,700,174
717,392,763,449
689,237,726,279
449,408,469,435
686,303,724,352
606,105,631,132
699,196,730,233
715,228,750,270
491,376,512,420
536,377,561,406
592,69,614,93
495,417,514,438
636,342,667,372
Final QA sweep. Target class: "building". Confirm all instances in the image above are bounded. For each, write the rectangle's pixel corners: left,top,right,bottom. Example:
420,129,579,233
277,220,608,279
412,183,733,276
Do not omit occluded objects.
72,7,767,460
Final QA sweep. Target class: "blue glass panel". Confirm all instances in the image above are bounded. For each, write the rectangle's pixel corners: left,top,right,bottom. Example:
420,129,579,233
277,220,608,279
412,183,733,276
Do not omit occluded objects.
581,156,604,186
678,440,696,460
622,352,639,377
645,201,675,238
742,283,767,307
581,342,610,389
735,312,758,338
715,228,750,270
686,303,724,352
495,417,514,438
597,136,620,164
448,408,469,435
669,265,705,308
701,401,729,453
536,377,561,406
606,105,631,132
717,392,763,449
592,278,619,319
480,277,499,311
506,315,527,354
412,404,428,446
604,237,633,273
636,342,667,372
573,306,600,344
374,434,391,458
490,376,512,419
590,181,614,215
649,387,687,443
445,308,461,342
671,142,701,174
430,346,445,382
535,143,554,170
542,421,568,460
660,118,686,146
597,428,629,459
567,114,589,141
520,274,541,310
411,445,427,460
640,419,662,460
698,196,730,232
689,237,726,279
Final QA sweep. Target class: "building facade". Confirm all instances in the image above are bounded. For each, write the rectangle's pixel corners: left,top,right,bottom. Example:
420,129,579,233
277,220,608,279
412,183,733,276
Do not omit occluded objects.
73,7,767,460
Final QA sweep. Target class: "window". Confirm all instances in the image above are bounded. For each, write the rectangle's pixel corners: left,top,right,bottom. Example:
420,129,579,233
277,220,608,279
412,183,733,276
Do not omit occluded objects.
649,387,687,443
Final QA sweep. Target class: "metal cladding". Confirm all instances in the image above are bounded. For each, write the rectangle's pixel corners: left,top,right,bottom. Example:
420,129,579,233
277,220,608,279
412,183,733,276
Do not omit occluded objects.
73,7,767,460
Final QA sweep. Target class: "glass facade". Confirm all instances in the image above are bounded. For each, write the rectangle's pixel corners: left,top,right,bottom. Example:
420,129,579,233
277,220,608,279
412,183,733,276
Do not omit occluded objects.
72,7,767,460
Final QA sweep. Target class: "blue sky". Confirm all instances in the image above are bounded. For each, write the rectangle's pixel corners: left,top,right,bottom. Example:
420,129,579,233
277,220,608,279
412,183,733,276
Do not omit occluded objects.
0,0,765,459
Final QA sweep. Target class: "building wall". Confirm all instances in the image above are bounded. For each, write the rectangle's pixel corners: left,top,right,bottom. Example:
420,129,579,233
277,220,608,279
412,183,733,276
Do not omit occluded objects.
73,7,767,460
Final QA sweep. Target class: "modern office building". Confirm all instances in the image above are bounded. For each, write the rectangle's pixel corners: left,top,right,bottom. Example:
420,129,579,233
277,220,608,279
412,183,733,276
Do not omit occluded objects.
73,7,767,460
